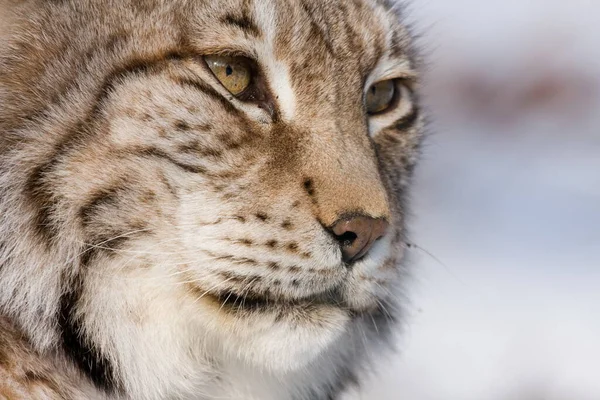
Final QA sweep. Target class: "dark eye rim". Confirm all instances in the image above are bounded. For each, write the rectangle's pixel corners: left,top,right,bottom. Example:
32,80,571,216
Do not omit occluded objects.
366,78,411,117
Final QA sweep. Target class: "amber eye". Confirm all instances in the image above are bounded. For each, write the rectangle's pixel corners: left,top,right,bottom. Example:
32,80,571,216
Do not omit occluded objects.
205,55,252,95
365,79,396,114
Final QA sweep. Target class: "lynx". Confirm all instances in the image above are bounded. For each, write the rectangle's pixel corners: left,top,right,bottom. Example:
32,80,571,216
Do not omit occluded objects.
0,0,423,398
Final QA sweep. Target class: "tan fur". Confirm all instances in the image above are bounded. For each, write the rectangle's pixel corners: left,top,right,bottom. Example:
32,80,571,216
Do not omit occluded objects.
0,0,424,399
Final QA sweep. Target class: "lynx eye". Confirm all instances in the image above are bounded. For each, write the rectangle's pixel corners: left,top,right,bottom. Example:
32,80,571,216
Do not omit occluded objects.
205,55,252,96
366,79,396,115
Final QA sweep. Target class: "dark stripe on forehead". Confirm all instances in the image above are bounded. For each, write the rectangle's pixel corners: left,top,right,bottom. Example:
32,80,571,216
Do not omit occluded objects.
300,0,335,56
377,1,420,68
338,3,362,50
221,13,262,37
389,29,406,59
388,23,419,65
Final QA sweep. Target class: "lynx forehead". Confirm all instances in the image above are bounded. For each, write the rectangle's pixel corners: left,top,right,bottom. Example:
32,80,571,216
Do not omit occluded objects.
0,0,424,399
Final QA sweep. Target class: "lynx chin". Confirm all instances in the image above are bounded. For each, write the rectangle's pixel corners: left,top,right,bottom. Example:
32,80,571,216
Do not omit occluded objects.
0,0,424,398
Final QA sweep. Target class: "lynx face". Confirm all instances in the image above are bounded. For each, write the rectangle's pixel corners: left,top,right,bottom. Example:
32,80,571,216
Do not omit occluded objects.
0,0,423,398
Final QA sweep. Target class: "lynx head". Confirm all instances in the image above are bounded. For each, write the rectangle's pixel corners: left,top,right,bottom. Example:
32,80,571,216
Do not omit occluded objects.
0,0,423,398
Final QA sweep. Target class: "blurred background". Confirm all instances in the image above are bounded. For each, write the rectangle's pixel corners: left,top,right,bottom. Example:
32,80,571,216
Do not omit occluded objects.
348,0,600,399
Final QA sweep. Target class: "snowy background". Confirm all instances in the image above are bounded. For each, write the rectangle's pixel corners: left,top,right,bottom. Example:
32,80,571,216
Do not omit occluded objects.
349,0,600,399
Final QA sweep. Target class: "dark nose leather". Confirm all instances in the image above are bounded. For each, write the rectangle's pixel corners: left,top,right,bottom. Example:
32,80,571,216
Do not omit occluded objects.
331,215,389,264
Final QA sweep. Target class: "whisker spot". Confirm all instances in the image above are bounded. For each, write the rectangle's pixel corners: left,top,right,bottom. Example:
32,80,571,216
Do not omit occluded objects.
175,120,191,131
303,178,315,196
268,262,280,271
255,212,269,222
286,242,299,253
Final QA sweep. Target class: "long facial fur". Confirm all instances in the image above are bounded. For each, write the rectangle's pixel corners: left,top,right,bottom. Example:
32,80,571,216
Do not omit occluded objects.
0,0,424,399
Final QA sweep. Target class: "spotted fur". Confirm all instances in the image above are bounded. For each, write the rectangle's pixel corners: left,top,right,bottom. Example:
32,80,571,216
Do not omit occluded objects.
0,0,424,399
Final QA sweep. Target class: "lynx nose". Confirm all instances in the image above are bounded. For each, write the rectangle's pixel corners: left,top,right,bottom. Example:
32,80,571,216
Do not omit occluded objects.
331,215,389,264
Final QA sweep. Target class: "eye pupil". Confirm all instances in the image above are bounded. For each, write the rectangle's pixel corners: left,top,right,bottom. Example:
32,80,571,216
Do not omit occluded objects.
371,86,377,94
225,65,233,76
